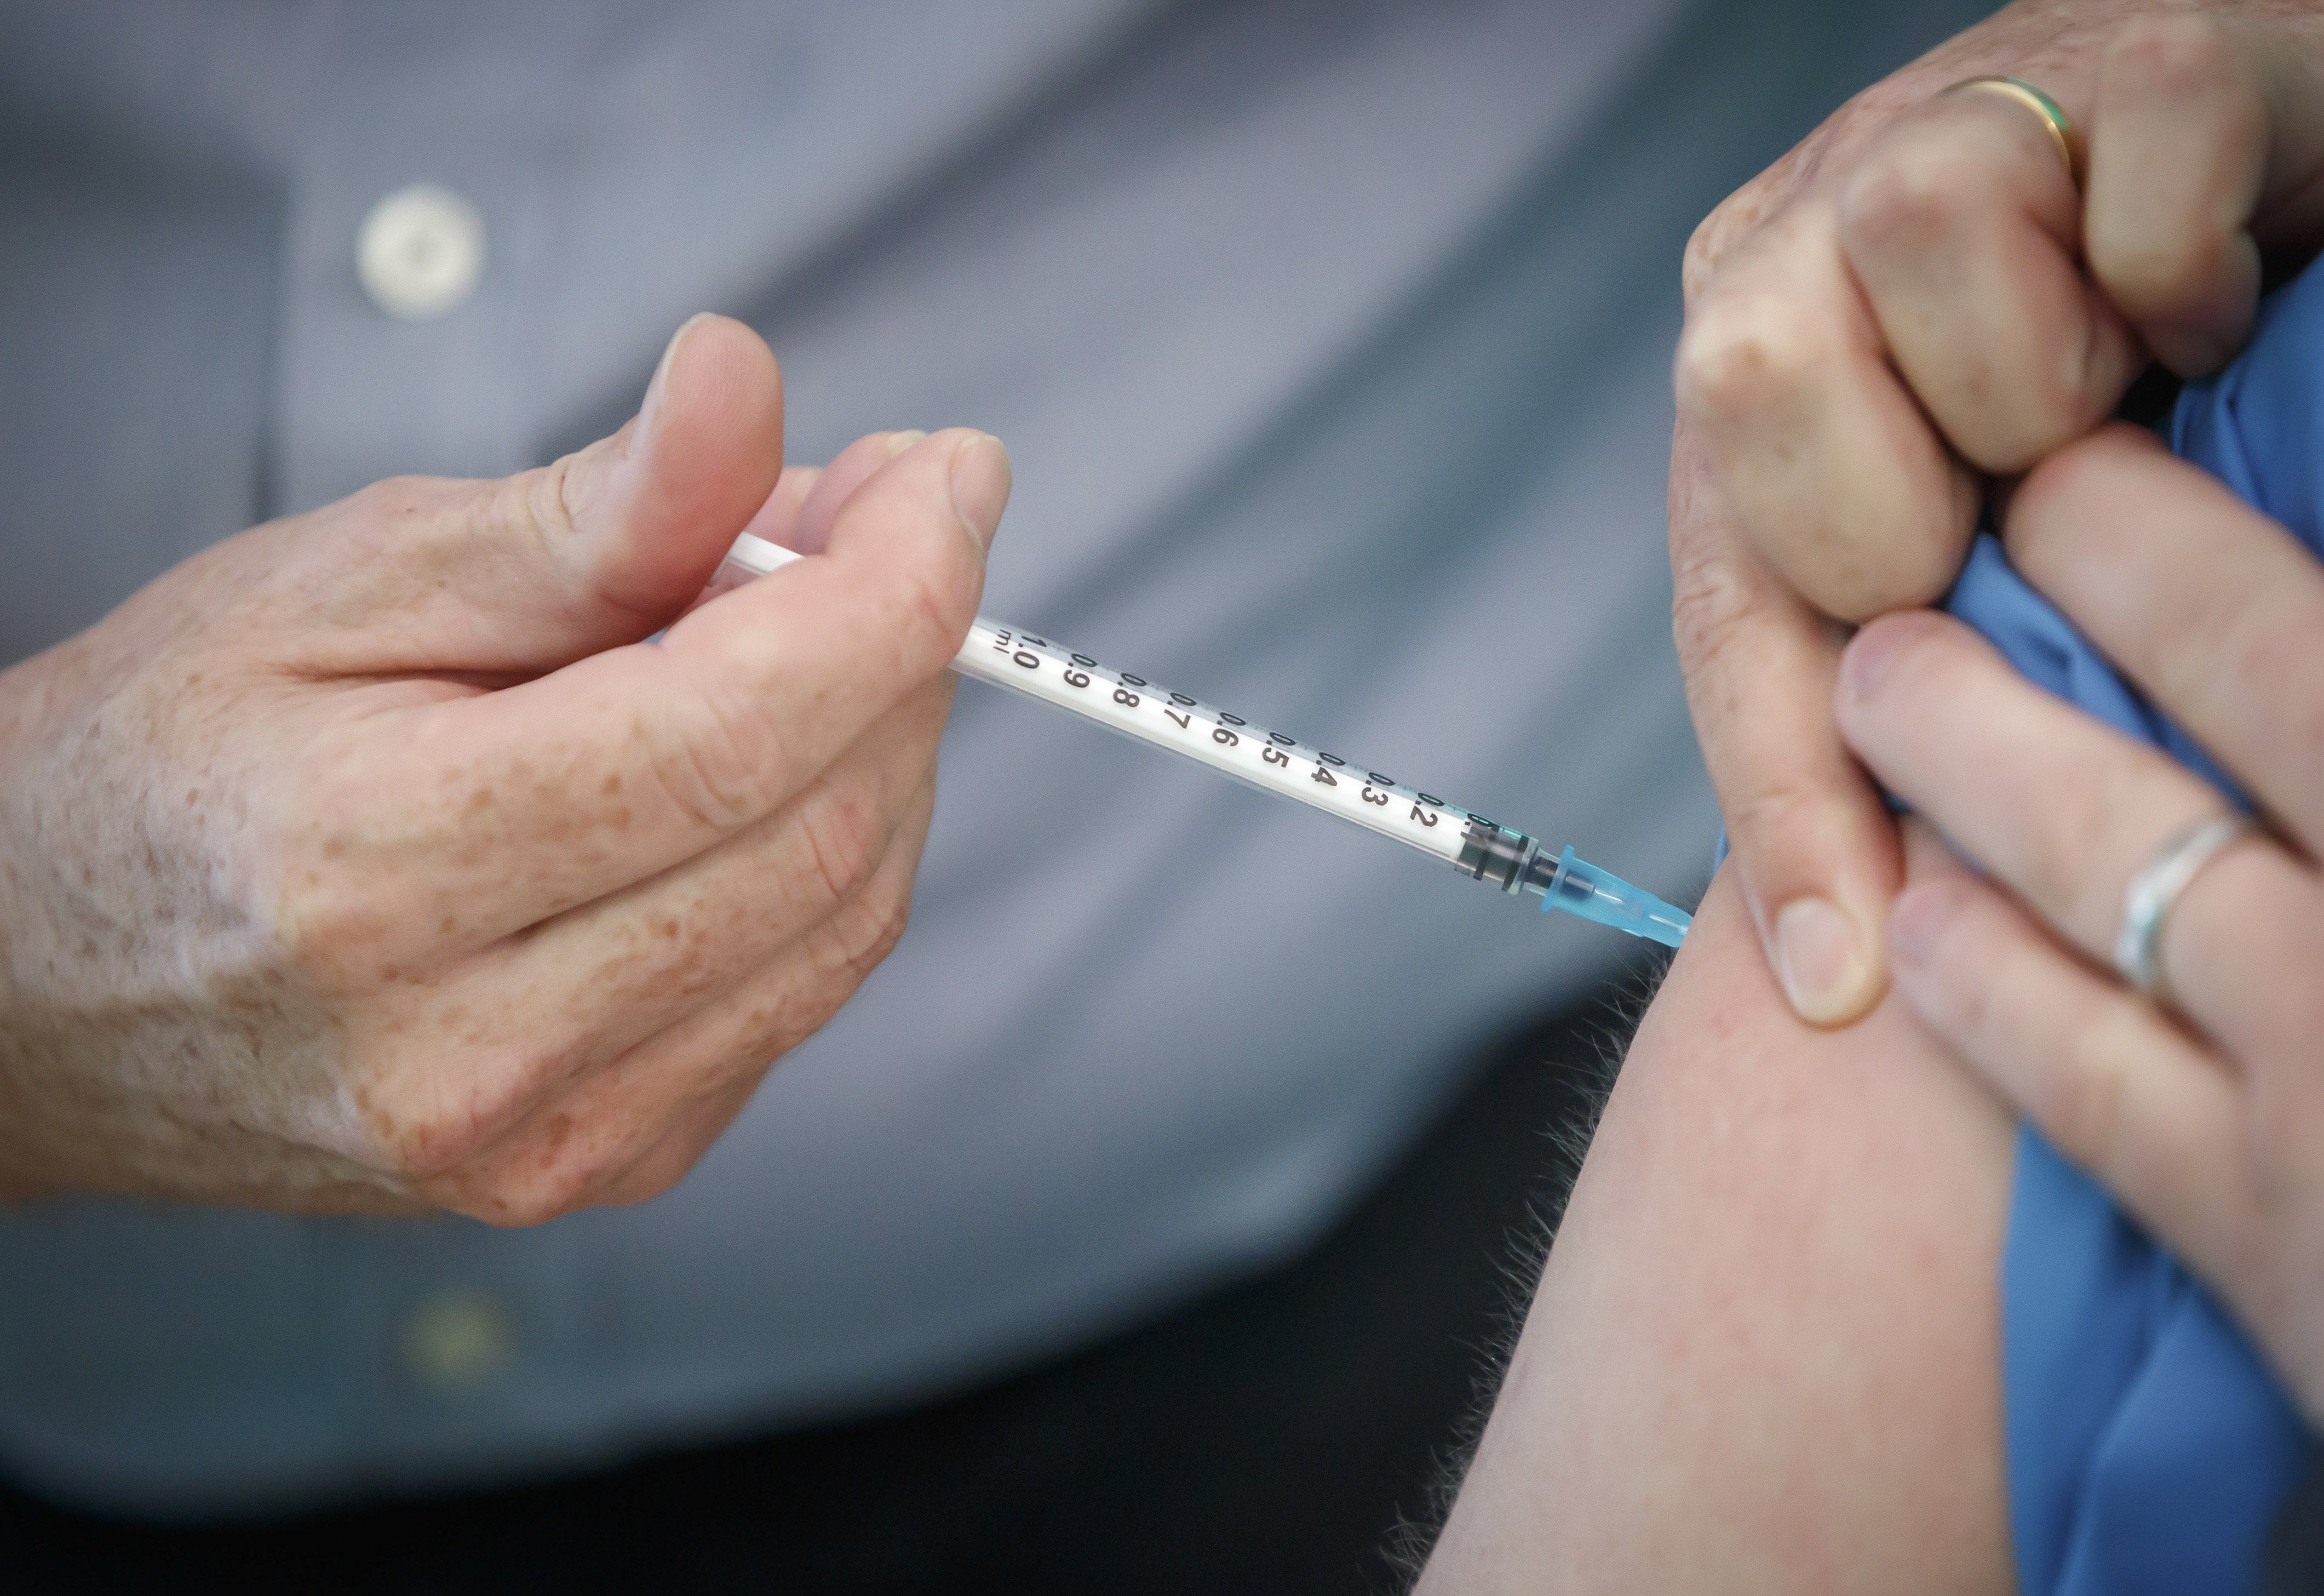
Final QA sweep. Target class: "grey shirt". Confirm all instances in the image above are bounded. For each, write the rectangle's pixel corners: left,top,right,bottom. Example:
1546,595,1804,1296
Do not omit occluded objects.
0,0,1990,1511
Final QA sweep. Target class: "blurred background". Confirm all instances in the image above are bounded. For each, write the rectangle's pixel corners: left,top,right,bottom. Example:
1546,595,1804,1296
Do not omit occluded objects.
0,0,1990,1589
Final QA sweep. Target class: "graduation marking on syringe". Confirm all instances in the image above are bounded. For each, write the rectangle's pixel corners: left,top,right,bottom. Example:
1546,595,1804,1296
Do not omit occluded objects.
708,531,1689,948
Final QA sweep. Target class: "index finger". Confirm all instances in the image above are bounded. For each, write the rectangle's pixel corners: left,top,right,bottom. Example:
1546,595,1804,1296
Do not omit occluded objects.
284,430,1009,952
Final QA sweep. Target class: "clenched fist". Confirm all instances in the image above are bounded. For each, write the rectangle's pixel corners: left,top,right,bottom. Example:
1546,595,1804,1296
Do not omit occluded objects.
1670,2,2324,1024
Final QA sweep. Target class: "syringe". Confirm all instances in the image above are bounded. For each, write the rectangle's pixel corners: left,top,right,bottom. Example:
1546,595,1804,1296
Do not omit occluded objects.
710,532,1690,948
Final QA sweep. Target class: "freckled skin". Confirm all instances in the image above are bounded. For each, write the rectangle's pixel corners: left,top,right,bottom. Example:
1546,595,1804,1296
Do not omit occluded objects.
0,324,1003,1222
0,539,946,1216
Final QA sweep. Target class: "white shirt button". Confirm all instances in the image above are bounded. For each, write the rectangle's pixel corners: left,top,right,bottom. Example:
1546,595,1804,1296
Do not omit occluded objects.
356,184,486,321
399,1288,514,1392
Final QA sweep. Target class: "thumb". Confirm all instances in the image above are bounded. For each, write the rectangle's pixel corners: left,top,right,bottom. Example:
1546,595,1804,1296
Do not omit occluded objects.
534,313,787,643
289,313,784,673
1672,431,1899,1027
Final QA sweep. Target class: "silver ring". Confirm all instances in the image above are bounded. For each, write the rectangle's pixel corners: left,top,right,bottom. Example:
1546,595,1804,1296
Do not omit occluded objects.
2114,814,2254,999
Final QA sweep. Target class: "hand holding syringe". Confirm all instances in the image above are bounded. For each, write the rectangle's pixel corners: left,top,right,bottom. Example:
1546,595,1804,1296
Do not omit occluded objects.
711,532,1689,948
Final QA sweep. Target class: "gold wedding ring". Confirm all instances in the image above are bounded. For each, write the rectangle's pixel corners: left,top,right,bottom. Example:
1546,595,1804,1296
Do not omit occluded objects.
1944,76,2083,189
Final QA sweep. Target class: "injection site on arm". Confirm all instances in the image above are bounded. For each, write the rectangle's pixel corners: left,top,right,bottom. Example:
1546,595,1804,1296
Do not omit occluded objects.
711,533,1689,948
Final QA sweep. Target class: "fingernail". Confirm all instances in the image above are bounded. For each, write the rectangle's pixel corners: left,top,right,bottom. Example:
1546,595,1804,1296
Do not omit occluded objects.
642,312,714,431
884,429,927,457
1773,896,1873,1024
1887,881,1956,973
1838,613,1937,704
948,433,1011,550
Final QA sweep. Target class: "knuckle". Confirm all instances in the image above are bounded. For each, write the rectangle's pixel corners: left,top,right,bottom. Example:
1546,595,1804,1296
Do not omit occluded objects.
258,762,453,994
440,1114,619,1228
856,873,914,968
651,674,791,832
815,871,912,982
2038,321,2132,453
372,1108,480,1185
261,862,367,986
876,547,979,678
1682,170,1786,305
728,985,825,1066
1680,205,1738,305
1674,287,1826,427
462,1168,587,1229
359,1043,566,1182
1838,126,1981,259
796,789,890,921
261,842,393,996
494,451,586,545
2108,13,2242,100
793,867,911,1000
254,740,414,988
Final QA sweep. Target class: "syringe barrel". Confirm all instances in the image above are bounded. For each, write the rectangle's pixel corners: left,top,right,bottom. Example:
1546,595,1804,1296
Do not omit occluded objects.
1454,819,1540,894
708,529,1689,946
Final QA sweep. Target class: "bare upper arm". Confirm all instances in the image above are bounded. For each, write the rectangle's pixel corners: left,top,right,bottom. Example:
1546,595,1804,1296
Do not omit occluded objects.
1419,859,2018,1594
